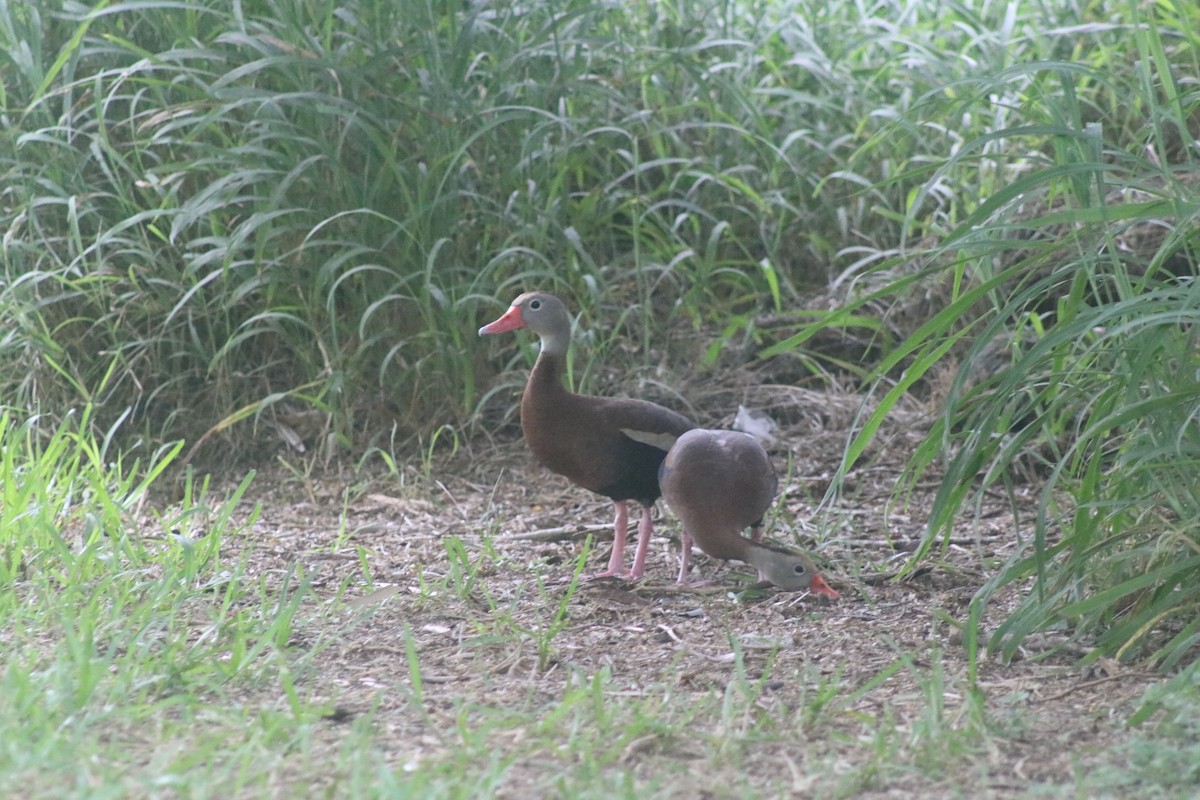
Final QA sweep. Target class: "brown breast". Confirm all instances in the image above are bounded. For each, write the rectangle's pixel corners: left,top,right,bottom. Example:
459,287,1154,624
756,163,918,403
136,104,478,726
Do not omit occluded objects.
659,429,778,560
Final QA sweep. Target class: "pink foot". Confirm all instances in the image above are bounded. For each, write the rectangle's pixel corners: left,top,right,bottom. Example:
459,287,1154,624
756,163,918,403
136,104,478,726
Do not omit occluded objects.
581,501,633,580
677,578,715,589
583,566,631,581
628,504,655,580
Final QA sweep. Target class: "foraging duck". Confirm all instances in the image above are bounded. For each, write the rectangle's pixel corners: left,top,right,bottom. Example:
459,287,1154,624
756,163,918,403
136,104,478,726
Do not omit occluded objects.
659,428,839,597
479,292,695,578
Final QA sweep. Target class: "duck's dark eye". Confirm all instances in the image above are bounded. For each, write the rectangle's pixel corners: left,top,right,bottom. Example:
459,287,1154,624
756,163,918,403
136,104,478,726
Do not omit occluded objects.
793,563,808,575
530,299,542,310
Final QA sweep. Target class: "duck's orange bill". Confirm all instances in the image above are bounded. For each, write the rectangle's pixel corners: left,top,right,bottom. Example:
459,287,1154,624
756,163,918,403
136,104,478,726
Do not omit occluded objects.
812,574,840,600
478,304,525,335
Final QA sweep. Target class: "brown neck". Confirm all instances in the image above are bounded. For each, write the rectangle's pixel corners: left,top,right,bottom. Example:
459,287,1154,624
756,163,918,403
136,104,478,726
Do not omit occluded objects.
526,348,571,403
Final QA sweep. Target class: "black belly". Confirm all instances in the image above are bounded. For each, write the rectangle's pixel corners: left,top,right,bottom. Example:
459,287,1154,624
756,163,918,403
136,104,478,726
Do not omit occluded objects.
594,438,669,506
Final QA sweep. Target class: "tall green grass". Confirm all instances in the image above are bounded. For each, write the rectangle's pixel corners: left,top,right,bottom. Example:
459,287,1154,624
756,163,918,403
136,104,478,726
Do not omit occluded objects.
3,0,1104,451
784,0,1200,664
2,0,859,453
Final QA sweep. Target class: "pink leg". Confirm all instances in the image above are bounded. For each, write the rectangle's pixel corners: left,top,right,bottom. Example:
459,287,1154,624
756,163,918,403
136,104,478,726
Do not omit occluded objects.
751,523,768,581
675,529,714,587
628,504,655,579
585,501,631,579
676,528,692,583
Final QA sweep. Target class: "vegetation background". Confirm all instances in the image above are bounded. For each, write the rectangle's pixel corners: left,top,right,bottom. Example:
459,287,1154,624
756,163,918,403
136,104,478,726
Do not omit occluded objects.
1,0,1198,795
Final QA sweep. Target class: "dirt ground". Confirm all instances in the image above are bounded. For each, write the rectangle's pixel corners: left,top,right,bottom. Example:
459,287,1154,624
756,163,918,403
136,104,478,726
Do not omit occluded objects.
211,385,1159,798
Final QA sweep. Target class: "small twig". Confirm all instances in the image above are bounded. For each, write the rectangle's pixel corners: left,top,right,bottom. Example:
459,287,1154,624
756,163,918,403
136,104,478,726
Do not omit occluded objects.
657,624,683,643
1038,671,1160,703
619,734,661,763
631,581,732,595
499,523,613,542
854,565,933,585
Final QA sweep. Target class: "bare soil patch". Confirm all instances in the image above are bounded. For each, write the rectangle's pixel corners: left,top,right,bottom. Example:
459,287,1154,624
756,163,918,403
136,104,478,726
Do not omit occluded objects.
210,387,1153,798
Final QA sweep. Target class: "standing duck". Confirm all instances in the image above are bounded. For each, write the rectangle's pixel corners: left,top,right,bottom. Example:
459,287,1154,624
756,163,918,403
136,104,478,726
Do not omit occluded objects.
659,428,839,597
479,292,695,578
